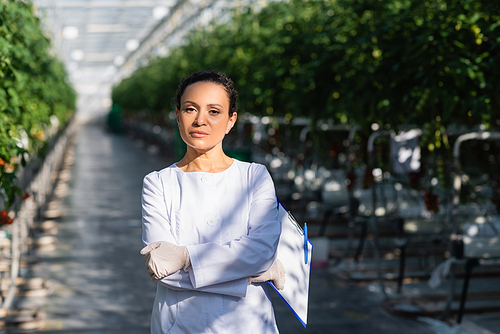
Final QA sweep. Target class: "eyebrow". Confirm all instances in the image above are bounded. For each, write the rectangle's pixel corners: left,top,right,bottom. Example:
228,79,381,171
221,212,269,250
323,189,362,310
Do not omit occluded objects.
207,103,224,108
182,101,224,109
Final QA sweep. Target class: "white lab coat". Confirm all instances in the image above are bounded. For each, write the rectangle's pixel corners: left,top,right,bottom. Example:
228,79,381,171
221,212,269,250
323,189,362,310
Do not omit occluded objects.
142,160,281,333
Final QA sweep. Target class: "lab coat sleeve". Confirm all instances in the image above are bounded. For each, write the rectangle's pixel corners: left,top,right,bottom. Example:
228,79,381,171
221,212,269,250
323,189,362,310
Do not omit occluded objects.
141,172,248,297
186,165,281,289
157,271,247,297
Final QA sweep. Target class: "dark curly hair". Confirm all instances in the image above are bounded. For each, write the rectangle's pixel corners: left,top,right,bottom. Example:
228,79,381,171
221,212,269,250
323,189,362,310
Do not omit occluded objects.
174,70,238,117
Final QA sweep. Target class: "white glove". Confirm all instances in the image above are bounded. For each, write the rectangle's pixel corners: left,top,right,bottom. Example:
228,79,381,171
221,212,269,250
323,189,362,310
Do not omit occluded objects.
249,259,286,290
140,241,190,281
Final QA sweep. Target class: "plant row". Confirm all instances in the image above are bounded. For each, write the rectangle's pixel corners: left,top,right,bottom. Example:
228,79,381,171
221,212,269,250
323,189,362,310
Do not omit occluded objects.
0,0,76,211
112,0,500,194
113,0,499,135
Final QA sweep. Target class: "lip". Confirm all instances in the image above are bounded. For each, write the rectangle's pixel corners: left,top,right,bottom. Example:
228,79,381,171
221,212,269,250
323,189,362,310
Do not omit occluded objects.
190,131,209,138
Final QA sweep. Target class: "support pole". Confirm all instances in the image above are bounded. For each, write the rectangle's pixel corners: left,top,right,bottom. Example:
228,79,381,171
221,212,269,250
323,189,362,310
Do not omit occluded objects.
367,130,395,299
397,244,407,294
457,259,478,324
444,131,500,319
345,126,360,257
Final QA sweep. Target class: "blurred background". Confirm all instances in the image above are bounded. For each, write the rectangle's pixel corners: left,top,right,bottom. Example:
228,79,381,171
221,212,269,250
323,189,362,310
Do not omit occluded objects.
1,0,500,333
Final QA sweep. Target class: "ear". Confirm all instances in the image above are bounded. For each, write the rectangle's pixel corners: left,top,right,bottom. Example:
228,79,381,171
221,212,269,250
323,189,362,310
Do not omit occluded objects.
226,112,237,134
176,107,180,125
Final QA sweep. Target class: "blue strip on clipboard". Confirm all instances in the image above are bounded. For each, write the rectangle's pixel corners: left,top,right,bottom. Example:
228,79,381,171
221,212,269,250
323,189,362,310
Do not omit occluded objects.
272,197,313,328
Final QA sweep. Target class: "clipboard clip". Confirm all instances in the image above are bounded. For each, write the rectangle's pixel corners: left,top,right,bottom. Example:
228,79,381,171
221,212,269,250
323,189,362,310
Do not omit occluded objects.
304,223,308,264
287,212,303,236
287,211,309,264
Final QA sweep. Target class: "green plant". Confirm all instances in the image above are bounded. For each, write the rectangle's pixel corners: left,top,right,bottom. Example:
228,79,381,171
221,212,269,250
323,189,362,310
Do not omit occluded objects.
0,0,76,209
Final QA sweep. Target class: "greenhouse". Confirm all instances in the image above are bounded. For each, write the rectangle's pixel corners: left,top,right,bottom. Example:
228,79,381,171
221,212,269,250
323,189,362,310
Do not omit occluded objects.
0,0,499,332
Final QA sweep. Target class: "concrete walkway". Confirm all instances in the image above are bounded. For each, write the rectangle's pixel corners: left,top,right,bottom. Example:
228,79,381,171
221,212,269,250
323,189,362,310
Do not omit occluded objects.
24,123,439,333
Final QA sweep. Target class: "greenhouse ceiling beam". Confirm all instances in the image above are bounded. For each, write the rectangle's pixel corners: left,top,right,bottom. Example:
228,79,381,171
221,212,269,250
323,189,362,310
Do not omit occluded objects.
114,0,225,83
34,0,178,8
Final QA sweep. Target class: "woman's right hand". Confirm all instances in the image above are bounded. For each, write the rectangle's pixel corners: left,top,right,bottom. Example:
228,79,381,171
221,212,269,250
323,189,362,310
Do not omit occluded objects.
140,241,189,280
249,259,286,290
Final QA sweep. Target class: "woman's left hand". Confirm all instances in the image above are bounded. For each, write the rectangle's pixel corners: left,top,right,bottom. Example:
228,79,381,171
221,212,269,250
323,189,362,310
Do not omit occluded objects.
140,241,189,280
249,259,286,290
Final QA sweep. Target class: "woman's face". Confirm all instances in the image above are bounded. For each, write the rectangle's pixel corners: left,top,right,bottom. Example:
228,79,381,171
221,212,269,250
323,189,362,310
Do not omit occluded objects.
176,81,237,153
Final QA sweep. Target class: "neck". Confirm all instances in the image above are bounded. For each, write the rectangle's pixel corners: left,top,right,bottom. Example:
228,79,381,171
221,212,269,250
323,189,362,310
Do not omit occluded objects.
177,146,233,173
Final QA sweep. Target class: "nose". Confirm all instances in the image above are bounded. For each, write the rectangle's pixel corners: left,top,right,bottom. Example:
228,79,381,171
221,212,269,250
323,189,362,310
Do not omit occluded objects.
193,111,206,126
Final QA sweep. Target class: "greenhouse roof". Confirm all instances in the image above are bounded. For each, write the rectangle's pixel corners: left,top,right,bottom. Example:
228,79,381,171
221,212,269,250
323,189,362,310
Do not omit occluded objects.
34,0,178,68
30,0,227,115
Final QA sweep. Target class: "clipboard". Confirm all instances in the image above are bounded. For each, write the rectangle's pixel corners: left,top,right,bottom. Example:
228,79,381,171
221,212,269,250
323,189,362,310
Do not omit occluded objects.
268,199,313,328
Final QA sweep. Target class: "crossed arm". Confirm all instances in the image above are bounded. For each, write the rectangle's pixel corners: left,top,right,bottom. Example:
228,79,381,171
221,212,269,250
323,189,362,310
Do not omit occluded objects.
140,168,282,298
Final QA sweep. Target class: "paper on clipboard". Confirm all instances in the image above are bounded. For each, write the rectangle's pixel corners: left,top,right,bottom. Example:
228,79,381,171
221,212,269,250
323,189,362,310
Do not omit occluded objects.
268,200,313,328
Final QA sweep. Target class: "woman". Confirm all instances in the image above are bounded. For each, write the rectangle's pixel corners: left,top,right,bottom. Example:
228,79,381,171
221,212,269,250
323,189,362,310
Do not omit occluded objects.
140,71,286,333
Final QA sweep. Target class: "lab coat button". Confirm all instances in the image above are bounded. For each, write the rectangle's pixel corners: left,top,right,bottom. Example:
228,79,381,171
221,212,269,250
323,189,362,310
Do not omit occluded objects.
201,176,209,183
206,219,215,226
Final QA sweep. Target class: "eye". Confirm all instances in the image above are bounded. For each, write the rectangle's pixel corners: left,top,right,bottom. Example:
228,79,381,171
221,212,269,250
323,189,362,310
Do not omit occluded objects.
184,107,197,113
209,109,221,115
